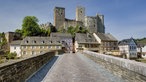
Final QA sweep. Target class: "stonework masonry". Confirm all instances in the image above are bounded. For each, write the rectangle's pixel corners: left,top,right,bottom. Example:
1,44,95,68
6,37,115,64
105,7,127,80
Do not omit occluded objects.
0,50,64,82
83,50,146,82
54,6,105,33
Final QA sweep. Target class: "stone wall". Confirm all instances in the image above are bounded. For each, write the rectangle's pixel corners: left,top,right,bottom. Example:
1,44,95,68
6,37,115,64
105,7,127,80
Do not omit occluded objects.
0,50,63,82
83,50,146,82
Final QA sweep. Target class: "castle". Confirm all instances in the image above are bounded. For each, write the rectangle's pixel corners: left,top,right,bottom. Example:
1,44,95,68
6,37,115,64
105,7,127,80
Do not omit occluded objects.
54,6,105,33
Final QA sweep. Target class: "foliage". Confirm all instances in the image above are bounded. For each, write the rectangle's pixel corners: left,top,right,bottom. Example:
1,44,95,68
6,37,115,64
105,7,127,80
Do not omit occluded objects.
67,25,89,36
0,32,7,46
78,27,89,33
40,28,51,36
22,16,41,37
135,37,146,44
6,52,17,59
50,26,57,32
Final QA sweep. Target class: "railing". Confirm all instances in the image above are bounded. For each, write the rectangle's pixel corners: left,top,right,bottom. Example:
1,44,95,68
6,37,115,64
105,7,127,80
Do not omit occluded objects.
83,50,146,82
0,50,64,82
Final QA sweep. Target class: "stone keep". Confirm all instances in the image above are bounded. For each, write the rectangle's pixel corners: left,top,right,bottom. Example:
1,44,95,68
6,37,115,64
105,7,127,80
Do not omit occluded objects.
76,6,85,23
54,7,65,30
85,16,97,33
97,14,105,33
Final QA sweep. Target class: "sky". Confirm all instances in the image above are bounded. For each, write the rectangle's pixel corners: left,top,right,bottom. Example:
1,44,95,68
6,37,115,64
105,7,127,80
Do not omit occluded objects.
0,0,146,40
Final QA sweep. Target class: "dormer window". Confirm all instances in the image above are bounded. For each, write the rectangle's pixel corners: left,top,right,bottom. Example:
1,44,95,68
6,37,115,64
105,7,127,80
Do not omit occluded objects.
25,40,29,43
34,40,36,43
41,41,45,44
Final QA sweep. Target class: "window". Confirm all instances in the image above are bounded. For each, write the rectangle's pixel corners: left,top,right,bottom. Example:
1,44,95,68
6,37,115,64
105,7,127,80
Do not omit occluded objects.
40,51,43,53
42,41,45,44
31,46,33,49
22,46,26,49
23,51,26,55
56,46,60,49
25,40,29,43
33,40,36,43
32,51,34,55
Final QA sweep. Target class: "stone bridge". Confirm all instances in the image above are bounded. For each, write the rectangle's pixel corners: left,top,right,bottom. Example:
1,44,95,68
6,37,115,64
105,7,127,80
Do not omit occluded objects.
0,50,146,82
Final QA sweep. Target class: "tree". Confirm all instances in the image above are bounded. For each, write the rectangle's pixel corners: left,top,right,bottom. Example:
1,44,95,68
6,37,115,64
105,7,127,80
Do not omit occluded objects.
0,32,7,47
40,28,51,36
22,16,41,37
6,52,17,59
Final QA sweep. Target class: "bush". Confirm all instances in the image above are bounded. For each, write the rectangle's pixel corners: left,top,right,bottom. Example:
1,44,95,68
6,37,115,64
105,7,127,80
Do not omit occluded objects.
6,52,17,59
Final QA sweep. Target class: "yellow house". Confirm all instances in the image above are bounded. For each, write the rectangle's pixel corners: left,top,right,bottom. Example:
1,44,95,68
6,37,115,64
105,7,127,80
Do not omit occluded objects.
20,37,62,57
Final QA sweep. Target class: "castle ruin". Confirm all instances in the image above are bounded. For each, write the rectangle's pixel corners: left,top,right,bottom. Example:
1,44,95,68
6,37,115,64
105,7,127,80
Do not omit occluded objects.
53,6,105,33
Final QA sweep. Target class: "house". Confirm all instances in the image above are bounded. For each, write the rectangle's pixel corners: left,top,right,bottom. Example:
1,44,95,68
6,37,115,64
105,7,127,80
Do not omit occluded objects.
93,33,118,54
20,37,62,57
10,37,62,57
137,43,146,59
50,33,72,52
10,40,21,57
75,33,100,52
142,45,146,59
118,38,137,59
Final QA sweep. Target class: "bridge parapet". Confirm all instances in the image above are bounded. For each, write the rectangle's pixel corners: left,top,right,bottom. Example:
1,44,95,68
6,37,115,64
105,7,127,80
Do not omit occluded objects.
83,50,146,82
0,50,64,82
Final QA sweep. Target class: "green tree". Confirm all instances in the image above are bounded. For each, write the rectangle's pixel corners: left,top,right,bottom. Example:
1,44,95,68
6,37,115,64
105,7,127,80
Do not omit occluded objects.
22,16,41,37
0,32,7,46
6,52,17,59
40,28,51,36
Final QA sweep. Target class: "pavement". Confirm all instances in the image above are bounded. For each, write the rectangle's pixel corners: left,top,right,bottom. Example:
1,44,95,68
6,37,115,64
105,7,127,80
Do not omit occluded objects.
40,52,126,82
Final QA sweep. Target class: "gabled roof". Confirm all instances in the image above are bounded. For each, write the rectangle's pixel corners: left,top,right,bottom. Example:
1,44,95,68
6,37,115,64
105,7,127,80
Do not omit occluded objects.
21,37,61,46
96,33,117,41
50,33,72,38
75,33,99,44
10,40,22,45
118,38,137,45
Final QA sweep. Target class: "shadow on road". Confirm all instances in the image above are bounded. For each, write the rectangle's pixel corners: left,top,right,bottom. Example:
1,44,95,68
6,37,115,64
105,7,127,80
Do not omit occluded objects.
26,56,59,82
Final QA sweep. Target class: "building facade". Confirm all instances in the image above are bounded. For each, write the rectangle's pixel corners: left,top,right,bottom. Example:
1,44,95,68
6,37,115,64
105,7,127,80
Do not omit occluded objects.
10,37,62,57
93,33,118,54
50,33,72,52
118,38,137,59
75,33,100,52
10,40,21,57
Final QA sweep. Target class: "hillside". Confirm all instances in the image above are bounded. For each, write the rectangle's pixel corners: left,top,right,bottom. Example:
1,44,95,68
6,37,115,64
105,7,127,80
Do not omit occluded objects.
135,37,146,44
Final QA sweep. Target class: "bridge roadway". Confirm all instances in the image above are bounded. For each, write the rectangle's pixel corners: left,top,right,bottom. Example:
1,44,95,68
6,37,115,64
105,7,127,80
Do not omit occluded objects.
27,52,126,82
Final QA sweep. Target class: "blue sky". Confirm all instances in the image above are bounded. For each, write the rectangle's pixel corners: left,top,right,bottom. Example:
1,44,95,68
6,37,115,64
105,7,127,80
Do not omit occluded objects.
0,0,146,40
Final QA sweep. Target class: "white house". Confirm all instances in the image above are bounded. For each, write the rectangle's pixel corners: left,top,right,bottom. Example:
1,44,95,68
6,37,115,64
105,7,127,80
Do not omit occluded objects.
137,44,146,59
142,45,146,59
118,38,137,59
10,40,21,57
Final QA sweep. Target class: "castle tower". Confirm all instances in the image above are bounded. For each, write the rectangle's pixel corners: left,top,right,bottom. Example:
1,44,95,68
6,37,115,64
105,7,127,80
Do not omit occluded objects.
54,7,65,30
76,6,85,23
97,14,105,33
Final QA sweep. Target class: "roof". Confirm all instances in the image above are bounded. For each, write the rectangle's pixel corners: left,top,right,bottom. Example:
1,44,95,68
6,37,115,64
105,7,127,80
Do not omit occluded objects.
10,40,22,45
50,33,72,38
96,33,117,41
118,38,137,45
21,37,61,46
75,33,99,44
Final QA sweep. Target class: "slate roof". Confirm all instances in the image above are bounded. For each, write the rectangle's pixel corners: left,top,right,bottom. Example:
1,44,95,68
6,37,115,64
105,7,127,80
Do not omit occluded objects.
75,33,99,44
50,33,72,38
118,38,136,45
21,37,61,46
96,33,117,41
10,40,22,45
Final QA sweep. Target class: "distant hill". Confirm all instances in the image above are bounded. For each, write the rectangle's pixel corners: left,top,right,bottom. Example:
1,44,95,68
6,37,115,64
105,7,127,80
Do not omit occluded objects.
135,37,146,44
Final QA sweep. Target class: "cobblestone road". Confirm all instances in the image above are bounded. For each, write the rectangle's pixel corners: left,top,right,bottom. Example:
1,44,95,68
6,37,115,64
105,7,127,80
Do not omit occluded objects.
42,53,126,82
